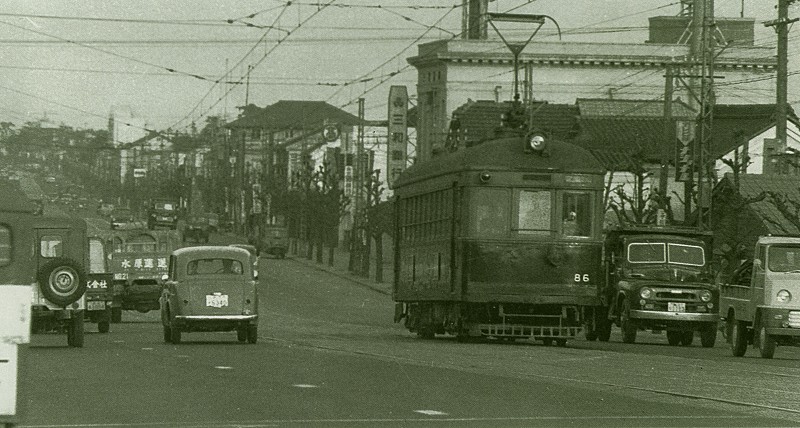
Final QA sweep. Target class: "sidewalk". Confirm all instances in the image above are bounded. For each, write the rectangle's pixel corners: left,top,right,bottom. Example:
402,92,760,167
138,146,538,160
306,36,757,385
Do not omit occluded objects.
286,245,393,296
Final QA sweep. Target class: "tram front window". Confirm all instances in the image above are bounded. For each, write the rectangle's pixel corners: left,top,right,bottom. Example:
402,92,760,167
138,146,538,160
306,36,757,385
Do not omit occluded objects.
562,192,591,237
516,189,551,235
470,188,509,237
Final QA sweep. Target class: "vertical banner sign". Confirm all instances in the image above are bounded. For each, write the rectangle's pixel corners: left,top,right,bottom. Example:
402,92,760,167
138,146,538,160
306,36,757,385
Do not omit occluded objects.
387,86,408,189
674,120,695,182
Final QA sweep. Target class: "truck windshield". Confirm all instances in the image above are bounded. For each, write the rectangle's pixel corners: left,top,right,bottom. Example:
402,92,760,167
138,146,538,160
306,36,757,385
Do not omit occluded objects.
767,245,800,272
628,242,705,266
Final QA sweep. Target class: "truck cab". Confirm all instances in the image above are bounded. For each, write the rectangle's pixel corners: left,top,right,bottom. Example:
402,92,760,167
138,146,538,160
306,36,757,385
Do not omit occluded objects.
147,199,179,230
722,236,800,358
603,227,719,347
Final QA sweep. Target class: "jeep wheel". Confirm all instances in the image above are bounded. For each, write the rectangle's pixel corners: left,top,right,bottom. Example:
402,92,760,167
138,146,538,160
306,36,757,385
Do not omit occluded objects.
37,258,86,307
247,325,258,344
67,313,84,348
700,324,717,348
620,300,637,344
757,325,776,359
730,318,748,357
666,331,681,346
111,307,122,323
163,325,173,343
98,320,110,334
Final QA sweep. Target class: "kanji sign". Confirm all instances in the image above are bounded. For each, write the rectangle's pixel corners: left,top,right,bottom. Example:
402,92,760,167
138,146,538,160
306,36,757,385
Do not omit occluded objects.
675,120,695,182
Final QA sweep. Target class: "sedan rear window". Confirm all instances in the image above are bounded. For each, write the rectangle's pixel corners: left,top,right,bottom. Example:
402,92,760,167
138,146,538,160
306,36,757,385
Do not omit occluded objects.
187,258,243,275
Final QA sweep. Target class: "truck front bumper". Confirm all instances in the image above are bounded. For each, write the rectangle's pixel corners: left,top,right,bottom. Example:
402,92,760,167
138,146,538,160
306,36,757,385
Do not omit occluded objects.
630,310,719,323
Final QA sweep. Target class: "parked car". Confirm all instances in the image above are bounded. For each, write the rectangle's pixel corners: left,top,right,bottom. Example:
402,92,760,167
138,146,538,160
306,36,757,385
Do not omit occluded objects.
160,246,259,344
110,208,134,230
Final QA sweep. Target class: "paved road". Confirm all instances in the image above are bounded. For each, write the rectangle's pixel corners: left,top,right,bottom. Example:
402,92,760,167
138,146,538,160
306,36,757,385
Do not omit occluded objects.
15,231,800,427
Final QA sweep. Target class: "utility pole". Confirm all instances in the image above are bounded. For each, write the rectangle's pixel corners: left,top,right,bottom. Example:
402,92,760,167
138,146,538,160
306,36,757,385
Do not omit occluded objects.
660,65,674,205
765,0,798,152
350,98,366,275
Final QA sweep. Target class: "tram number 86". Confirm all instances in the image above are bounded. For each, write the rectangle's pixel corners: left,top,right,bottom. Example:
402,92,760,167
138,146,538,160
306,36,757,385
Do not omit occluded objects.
574,274,590,283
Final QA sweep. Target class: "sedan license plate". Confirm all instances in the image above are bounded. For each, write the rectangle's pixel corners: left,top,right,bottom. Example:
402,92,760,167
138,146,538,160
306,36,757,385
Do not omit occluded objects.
87,301,106,311
668,302,686,312
206,295,229,308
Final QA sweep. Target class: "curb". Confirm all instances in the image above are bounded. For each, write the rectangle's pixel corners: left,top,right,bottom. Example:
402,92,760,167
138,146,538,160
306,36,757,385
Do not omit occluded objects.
288,257,391,296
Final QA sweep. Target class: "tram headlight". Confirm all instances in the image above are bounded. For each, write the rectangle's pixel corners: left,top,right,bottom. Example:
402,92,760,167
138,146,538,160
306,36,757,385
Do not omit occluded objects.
699,289,712,302
777,289,792,303
639,288,652,299
525,132,546,152
479,171,492,183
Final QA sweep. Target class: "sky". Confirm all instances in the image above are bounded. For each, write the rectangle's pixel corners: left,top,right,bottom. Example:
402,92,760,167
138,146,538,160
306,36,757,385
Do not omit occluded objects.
0,0,796,132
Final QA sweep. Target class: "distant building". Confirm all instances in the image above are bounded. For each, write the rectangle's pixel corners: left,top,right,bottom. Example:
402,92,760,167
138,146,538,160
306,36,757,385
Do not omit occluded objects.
408,14,775,162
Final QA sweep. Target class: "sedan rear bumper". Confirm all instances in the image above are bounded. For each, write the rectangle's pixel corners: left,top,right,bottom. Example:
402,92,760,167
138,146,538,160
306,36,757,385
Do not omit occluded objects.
175,315,258,321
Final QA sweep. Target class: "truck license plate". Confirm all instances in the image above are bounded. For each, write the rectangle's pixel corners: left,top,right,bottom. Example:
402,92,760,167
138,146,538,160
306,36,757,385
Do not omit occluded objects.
87,301,106,311
668,302,685,312
206,295,228,308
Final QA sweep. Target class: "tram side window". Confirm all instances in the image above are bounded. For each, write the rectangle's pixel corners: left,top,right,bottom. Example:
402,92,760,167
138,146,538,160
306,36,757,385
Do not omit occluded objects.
470,188,509,237
40,235,63,258
515,189,551,235
562,192,591,237
0,225,10,266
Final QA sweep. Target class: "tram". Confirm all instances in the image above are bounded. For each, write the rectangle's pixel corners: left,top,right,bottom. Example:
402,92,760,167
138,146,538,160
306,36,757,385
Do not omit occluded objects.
392,125,606,345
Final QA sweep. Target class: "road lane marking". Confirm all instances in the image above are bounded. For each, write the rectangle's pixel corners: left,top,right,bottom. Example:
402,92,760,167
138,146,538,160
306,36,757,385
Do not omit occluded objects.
214,366,233,370
415,410,448,416
292,384,318,388
141,348,153,351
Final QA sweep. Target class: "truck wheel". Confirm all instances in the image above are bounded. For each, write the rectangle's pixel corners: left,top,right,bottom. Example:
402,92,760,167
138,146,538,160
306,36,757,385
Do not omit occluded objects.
67,312,84,348
700,324,717,348
757,325,776,359
98,320,110,334
111,307,122,323
666,331,681,346
620,300,637,344
237,327,247,342
729,318,748,357
37,258,87,307
597,318,612,342
679,331,694,346
247,325,258,344
555,339,567,347
163,325,173,343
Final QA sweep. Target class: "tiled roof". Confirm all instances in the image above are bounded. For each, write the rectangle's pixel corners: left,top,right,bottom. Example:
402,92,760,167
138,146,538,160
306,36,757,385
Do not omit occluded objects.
709,104,800,158
577,98,695,118
226,100,363,130
449,100,579,147
717,173,800,235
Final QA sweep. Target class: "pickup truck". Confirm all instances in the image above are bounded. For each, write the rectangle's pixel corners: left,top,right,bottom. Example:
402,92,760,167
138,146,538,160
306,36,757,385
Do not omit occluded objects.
721,236,800,359
600,226,719,347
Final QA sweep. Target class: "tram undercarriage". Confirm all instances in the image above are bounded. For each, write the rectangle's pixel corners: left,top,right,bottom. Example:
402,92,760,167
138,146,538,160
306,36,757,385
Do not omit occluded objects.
398,301,584,345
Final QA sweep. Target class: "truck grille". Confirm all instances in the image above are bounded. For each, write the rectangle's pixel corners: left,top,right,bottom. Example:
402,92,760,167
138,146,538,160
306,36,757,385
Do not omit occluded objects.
789,311,800,328
654,290,698,301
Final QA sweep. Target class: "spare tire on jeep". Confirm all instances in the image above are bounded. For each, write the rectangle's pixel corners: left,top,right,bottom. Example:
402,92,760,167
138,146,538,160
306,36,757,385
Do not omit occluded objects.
37,258,87,307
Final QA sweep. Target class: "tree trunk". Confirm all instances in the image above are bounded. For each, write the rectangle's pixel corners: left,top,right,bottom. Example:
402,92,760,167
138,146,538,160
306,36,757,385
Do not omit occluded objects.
361,226,371,278
374,233,383,283
328,246,335,267
315,239,323,263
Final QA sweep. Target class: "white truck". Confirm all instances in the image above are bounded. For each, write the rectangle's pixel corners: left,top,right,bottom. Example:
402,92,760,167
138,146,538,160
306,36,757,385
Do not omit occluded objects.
721,236,800,358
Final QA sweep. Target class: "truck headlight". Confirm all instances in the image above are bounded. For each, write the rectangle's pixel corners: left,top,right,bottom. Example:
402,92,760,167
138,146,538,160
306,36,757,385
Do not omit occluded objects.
639,288,652,299
699,290,712,302
777,289,792,303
